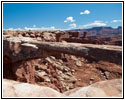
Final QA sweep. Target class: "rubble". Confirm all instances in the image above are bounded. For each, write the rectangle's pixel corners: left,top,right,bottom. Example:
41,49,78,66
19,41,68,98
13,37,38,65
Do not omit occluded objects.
75,60,82,67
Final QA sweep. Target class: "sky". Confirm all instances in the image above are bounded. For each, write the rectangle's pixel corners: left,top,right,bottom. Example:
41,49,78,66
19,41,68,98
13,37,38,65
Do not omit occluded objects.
3,3,122,30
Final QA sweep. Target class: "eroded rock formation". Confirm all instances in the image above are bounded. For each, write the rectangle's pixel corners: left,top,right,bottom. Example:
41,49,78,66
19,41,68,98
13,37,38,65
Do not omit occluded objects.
3,30,122,97
3,36,122,64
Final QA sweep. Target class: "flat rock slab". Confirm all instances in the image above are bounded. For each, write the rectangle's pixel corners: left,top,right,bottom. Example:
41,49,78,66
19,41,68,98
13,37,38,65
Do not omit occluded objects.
35,42,122,64
3,36,122,64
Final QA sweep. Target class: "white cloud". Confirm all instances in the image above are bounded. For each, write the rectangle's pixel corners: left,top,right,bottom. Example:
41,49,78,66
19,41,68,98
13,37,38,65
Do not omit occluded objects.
24,26,56,31
80,10,90,15
7,28,14,30
94,20,103,23
4,26,70,31
111,20,122,23
64,20,67,23
33,25,36,27
64,16,75,23
50,26,55,29
79,20,106,28
4,28,23,31
69,23,76,29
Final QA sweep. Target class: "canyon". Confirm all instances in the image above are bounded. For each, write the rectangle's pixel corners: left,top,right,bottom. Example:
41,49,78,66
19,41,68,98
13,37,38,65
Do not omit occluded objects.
3,30,122,97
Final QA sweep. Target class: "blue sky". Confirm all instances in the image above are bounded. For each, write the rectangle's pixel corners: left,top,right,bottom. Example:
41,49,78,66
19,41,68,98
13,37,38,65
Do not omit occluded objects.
3,3,122,30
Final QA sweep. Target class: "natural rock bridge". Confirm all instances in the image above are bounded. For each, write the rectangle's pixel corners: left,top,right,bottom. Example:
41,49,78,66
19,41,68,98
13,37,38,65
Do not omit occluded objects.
3,36,122,64
3,35,122,97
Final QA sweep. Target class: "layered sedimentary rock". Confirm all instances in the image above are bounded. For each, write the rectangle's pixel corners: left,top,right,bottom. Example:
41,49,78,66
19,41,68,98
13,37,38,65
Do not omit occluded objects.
3,36,122,64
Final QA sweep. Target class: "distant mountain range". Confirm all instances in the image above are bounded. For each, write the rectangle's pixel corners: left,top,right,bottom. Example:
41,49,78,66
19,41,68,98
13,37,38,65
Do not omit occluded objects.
70,26,122,36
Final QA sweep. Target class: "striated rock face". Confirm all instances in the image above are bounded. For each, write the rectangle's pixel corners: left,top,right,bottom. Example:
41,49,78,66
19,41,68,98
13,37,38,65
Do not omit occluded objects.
64,79,122,97
3,79,122,97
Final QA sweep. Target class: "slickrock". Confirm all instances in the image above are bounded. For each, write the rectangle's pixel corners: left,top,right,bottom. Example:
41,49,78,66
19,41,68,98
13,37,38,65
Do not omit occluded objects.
3,79,122,97
64,79,122,97
3,79,65,97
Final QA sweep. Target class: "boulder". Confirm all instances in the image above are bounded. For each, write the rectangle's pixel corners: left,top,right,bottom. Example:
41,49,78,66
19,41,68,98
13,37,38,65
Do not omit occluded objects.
3,79,122,97
76,60,82,67
64,79,122,97
65,87,107,97
3,79,65,97
42,32,56,41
